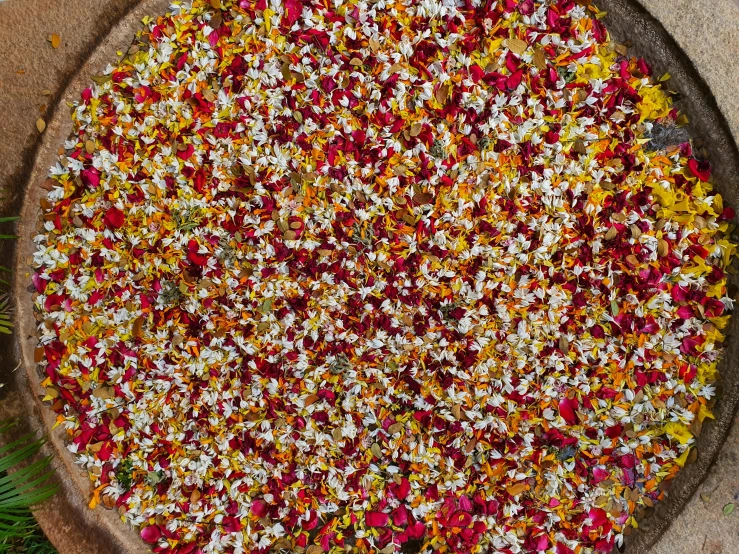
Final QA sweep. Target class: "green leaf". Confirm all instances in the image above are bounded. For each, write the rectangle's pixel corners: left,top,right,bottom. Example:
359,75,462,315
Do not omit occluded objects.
0,421,58,549
0,433,40,457
723,503,735,516
0,421,17,435
0,457,52,496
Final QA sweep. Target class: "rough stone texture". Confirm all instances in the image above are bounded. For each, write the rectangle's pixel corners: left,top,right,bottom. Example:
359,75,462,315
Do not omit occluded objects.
1,1,739,553
638,0,739,154
0,0,140,213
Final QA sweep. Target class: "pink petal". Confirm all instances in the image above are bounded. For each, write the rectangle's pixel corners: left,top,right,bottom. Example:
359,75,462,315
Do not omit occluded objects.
407,521,426,539
397,477,411,500
448,511,472,527
140,526,161,544
32,272,48,294
208,29,219,48
592,467,609,484
81,167,100,188
366,511,389,528
588,508,609,528
559,397,579,425
393,505,409,527
458,494,472,512
250,498,268,518
671,285,689,301
283,0,302,26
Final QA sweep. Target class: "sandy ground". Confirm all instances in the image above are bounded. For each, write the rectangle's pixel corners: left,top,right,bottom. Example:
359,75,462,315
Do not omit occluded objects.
1,0,739,552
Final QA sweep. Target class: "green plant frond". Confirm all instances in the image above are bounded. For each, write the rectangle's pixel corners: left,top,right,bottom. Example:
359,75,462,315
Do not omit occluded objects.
0,469,55,503
0,528,37,543
0,519,39,535
0,296,12,335
0,524,58,554
0,505,39,518
0,433,40,457
0,423,58,550
0,217,20,223
0,440,43,472
0,421,18,436
0,458,53,496
0,435,57,511
0,509,39,522
2,454,49,490
0,483,58,509
16,532,59,554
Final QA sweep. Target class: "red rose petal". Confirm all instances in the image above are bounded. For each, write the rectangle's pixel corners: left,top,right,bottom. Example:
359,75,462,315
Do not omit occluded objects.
104,206,125,229
80,167,100,188
592,467,610,484
688,158,711,181
397,477,411,500
449,511,472,527
407,521,426,539
366,511,389,527
177,144,195,160
506,69,523,90
283,0,302,27
393,505,409,527
250,498,268,517
556,543,574,554
140,526,161,544
559,397,579,425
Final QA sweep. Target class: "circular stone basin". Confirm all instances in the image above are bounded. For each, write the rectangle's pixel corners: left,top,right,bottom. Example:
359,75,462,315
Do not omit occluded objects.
13,1,739,553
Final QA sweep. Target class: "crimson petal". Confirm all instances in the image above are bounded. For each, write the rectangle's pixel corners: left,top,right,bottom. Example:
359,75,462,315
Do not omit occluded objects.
366,511,389,527
140,526,161,544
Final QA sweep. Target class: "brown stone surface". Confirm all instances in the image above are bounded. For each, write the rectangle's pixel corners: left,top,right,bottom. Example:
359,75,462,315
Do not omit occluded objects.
638,0,739,148
0,0,139,211
1,1,739,554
